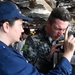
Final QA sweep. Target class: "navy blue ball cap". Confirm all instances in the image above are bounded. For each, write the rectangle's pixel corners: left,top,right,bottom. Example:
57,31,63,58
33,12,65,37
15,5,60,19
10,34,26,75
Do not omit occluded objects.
0,1,33,21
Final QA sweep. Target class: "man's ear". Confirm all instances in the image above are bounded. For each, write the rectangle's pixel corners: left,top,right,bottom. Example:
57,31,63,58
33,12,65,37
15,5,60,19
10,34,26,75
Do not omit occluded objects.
46,20,51,27
2,22,10,33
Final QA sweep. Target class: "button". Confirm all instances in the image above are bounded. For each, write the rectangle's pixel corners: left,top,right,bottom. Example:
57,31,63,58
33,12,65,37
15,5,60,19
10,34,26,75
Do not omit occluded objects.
3,46,5,48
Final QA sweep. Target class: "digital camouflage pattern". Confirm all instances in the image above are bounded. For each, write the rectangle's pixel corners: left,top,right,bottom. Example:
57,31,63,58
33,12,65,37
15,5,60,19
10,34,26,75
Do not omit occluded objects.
23,27,64,73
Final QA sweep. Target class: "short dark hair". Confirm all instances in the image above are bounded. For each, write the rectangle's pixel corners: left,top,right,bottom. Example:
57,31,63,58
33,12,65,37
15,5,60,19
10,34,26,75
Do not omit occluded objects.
0,18,20,27
48,7,72,25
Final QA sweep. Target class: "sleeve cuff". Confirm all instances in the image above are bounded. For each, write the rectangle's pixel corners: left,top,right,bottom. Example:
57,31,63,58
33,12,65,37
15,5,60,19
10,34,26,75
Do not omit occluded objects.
56,57,72,74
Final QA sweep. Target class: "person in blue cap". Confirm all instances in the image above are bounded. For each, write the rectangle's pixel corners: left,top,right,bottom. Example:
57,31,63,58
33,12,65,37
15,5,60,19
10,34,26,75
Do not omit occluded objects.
0,1,75,75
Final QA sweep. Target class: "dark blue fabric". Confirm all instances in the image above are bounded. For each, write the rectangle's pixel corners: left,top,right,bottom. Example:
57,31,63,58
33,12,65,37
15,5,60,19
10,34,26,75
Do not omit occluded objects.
0,41,72,75
0,2,33,21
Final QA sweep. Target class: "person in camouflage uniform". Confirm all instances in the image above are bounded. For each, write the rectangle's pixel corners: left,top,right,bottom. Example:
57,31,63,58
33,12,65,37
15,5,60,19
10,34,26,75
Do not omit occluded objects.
23,7,72,74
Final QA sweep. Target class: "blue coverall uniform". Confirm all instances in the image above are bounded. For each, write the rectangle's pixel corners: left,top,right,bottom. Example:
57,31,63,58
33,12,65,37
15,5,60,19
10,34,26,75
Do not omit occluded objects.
0,41,72,75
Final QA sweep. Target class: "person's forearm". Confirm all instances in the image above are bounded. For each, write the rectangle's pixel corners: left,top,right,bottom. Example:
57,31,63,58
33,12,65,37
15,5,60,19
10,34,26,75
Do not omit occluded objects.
63,51,74,62
48,57,72,75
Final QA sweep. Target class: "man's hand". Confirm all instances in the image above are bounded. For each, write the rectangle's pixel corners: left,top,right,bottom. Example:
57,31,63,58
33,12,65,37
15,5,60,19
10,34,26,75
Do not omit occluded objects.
49,43,63,56
63,27,75,62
